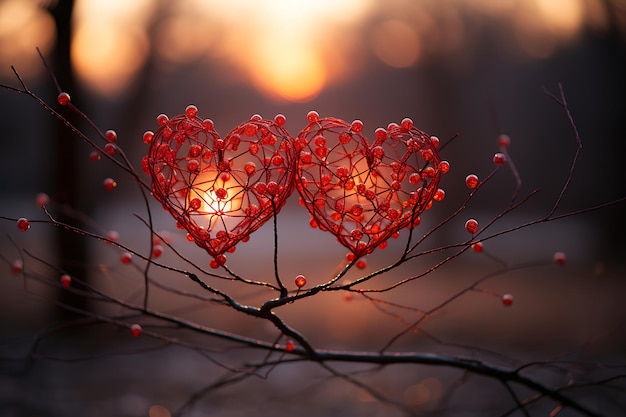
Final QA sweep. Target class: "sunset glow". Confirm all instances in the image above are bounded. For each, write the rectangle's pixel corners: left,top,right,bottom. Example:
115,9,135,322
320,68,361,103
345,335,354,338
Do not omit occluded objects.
0,0,622,100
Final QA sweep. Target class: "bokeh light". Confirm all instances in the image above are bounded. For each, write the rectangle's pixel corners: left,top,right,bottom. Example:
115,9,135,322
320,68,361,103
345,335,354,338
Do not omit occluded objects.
0,0,624,99
0,0,56,79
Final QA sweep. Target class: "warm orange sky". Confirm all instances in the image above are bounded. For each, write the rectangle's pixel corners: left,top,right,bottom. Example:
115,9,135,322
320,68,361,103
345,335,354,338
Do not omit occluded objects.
0,0,622,101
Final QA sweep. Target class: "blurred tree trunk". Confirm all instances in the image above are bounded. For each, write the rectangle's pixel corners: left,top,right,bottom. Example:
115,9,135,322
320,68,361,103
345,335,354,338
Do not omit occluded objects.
49,0,91,319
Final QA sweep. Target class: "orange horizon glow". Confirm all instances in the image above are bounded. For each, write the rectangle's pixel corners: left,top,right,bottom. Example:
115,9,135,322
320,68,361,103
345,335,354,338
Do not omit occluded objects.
0,0,619,100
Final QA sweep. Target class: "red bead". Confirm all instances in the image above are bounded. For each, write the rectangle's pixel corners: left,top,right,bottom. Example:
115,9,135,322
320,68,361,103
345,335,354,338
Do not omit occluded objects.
497,134,511,148
465,219,479,234
17,217,30,232
60,274,72,288
433,188,445,201
295,275,307,288
143,131,154,144
274,114,286,126
502,294,513,306
465,174,479,189
439,161,450,173
430,136,440,148
152,245,163,258
36,192,50,209
156,114,169,126
57,92,71,106
185,105,198,118
104,143,116,156
493,152,507,166
285,340,295,352
130,324,142,337
244,162,256,176
103,178,117,190
350,120,363,132
90,151,101,161
374,128,387,141
356,259,367,269
250,114,262,121
401,118,413,130
11,259,23,275
553,251,566,266
307,111,319,122
105,129,117,142
106,230,119,243
471,242,483,252
120,252,132,264
187,159,199,172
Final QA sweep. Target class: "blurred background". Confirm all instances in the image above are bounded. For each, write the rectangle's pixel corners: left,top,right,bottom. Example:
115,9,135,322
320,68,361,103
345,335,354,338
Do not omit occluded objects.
1,0,626,416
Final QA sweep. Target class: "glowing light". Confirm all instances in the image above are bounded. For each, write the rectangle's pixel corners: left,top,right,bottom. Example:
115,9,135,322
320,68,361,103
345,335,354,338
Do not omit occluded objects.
0,0,55,80
72,0,154,96
187,170,245,231
371,19,421,68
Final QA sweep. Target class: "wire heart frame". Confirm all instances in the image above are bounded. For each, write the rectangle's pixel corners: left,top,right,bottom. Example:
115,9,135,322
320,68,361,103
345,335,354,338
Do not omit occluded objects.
144,108,446,265
144,106,296,266
295,113,445,257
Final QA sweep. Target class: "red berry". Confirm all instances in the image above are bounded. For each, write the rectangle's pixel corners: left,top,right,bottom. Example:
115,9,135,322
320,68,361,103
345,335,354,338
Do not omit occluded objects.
143,131,154,144
433,188,445,201
553,251,566,266
120,252,132,264
350,119,364,132
90,151,101,161
11,259,23,275
497,134,511,148
156,114,169,126
285,340,295,352
439,160,450,174
103,178,117,190
57,92,71,106
465,219,479,234
35,192,50,209
400,117,413,130
493,152,507,166
187,159,199,172
104,143,116,156
105,129,117,142
374,128,387,141
356,259,367,269
430,136,440,148
307,110,320,122
17,218,30,232
471,242,483,252
250,114,262,122
465,174,479,189
502,293,513,306
60,274,72,288
202,119,214,130
185,105,198,118
346,253,355,262
106,230,119,243
274,114,286,126
295,275,307,288
152,245,163,258
130,324,142,337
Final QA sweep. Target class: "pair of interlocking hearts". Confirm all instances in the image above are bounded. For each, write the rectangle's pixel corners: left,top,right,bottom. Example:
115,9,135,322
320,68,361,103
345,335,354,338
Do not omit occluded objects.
144,106,445,265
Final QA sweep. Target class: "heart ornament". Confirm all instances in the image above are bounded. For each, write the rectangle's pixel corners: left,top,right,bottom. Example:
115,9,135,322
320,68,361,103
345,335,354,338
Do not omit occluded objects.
144,106,296,265
295,113,446,257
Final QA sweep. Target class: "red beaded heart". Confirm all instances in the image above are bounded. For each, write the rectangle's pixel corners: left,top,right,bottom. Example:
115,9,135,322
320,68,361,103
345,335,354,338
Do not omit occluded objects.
295,114,444,257
144,107,296,263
